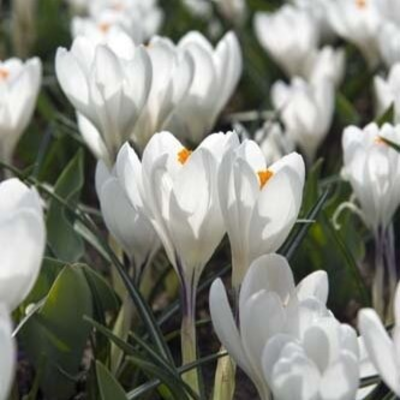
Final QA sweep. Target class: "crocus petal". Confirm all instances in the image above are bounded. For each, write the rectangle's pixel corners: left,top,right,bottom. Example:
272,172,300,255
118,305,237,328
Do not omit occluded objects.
0,305,15,400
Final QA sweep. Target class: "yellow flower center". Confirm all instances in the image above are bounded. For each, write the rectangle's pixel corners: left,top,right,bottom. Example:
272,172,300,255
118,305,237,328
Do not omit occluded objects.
356,0,366,9
177,148,192,164
0,68,9,82
257,169,274,189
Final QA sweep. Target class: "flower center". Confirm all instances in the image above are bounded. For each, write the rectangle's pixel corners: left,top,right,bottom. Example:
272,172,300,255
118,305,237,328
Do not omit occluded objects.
355,0,366,9
257,169,274,189
374,136,386,145
177,148,192,164
112,1,124,11
98,22,111,33
0,68,9,82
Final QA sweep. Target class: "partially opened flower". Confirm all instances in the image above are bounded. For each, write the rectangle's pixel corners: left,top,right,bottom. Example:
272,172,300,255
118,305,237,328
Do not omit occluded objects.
271,77,335,163
166,31,242,144
95,161,160,278
0,179,46,311
305,46,346,88
210,253,344,400
374,63,400,118
116,131,238,390
131,36,194,150
327,0,382,68
218,140,305,288
0,304,15,400
214,0,247,25
358,281,400,396
254,6,319,78
56,32,152,166
0,57,41,164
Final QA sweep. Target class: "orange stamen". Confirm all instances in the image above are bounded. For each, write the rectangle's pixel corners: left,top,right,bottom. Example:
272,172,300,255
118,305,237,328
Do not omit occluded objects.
177,148,192,164
257,169,274,189
374,136,386,145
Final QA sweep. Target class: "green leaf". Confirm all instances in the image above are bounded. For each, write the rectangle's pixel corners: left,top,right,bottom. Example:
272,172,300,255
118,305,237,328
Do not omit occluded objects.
46,150,85,262
20,265,93,400
336,92,360,125
96,361,128,400
381,136,400,153
376,104,394,127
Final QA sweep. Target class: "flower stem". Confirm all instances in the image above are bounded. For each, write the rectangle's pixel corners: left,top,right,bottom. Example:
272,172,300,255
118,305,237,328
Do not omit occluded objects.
373,224,397,321
181,279,200,395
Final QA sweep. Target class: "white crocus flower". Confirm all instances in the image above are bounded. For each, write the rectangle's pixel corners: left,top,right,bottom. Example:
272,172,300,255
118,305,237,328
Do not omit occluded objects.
218,140,305,288
263,317,359,400
0,178,46,311
0,304,15,400
342,123,400,232
116,130,238,389
271,77,335,163
254,5,319,78
374,63,400,118
56,32,152,166
95,161,160,277
378,22,400,68
305,46,346,88
327,0,382,68
379,0,400,25
0,57,41,164
131,36,194,150
358,281,400,396
342,123,400,317
166,31,242,144
210,253,333,400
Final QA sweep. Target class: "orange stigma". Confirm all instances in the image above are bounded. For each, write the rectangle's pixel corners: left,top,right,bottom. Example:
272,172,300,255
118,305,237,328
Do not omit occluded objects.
356,0,366,9
98,22,111,33
0,68,9,82
177,148,192,164
257,169,274,189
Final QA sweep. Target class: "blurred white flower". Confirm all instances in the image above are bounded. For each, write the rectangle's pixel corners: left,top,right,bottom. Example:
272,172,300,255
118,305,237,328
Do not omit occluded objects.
327,0,382,68
89,0,163,42
271,77,335,162
0,57,41,164
341,123,400,232
166,31,242,144
374,63,400,118
56,33,152,166
131,36,194,150
95,160,160,276
255,122,296,164
71,10,143,44
378,22,400,68
218,140,305,287
0,304,15,400
254,5,319,78
379,0,400,25
358,281,400,396
0,179,46,311
182,0,212,18
290,0,335,42
214,0,247,25
210,253,357,400
305,46,346,87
